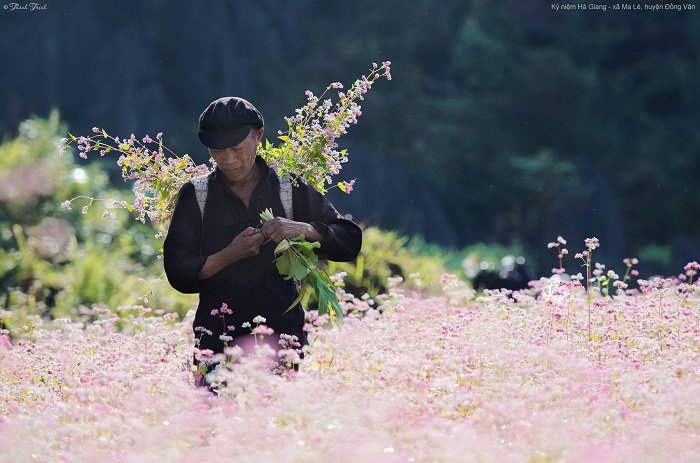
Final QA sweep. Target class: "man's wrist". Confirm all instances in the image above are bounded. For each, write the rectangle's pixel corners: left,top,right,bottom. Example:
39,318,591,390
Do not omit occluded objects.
305,223,324,242
221,242,243,264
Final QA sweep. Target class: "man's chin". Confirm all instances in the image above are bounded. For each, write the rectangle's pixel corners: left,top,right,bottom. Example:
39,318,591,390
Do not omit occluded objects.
221,169,245,181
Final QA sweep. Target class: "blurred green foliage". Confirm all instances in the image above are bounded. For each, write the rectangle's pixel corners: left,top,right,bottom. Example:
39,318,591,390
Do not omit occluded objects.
407,235,525,279
325,227,523,298
638,244,673,268
326,227,449,297
0,113,196,335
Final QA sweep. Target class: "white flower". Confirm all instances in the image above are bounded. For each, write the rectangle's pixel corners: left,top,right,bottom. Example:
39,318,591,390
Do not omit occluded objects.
219,334,233,342
252,315,267,324
242,322,251,329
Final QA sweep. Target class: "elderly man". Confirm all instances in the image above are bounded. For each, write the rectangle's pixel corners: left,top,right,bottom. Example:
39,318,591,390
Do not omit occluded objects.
163,97,361,391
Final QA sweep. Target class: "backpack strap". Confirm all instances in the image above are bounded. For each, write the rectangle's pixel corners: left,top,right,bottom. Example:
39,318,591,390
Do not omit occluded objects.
190,174,209,222
279,173,294,220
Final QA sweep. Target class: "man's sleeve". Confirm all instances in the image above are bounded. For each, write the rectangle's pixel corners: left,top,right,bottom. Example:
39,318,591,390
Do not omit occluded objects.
292,179,362,262
163,182,207,293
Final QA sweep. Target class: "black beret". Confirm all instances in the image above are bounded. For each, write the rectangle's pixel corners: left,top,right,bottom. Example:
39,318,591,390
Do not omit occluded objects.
198,97,264,149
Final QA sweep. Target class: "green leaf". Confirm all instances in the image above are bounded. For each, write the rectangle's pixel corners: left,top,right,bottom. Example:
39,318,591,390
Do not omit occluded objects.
275,252,310,280
300,282,313,307
314,277,330,316
68,132,77,141
338,182,347,193
278,135,290,143
319,271,335,287
291,240,321,252
101,129,108,138
283,283,306,315
274,239,291,255
290,244,320,271
312,272,342,325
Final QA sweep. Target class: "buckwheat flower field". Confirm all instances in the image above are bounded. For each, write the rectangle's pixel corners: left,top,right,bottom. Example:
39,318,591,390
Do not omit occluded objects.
1,273,699,463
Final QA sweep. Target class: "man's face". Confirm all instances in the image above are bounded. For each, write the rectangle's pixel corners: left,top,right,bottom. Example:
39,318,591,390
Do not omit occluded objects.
209,127,263,183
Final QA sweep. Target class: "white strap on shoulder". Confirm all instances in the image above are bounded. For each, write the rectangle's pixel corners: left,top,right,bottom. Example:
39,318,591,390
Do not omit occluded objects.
279,173,293,220
190,175,209,221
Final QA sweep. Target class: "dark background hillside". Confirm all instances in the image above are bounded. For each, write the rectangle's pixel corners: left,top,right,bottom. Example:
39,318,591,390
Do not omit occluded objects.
2,0,699,275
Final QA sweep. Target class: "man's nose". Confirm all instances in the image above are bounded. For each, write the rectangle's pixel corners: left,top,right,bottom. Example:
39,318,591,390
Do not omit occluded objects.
222,149,241,160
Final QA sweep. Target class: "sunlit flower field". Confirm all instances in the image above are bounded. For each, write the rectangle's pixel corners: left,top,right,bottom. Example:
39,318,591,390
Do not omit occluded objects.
1,273,699,463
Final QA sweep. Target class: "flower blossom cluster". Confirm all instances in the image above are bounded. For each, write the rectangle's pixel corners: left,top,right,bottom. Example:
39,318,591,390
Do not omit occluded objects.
260,61,391,194
547,235,569,274
60,129,211,234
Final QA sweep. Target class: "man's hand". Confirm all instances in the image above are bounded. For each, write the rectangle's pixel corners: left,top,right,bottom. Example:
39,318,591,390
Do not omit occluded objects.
198,227,264,280
226,226,265,259
261,217,323,244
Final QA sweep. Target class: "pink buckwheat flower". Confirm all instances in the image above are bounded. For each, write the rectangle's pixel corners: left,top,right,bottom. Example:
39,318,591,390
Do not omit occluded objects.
220,302,233,315
584,237,600,250
252,325,274,336
0,334,12,351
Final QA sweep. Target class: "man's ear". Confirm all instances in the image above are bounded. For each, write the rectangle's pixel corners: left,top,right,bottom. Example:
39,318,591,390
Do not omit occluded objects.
256,127,264,143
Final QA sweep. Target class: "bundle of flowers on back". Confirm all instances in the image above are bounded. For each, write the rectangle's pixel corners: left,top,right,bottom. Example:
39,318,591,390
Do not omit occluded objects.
59,61,391,233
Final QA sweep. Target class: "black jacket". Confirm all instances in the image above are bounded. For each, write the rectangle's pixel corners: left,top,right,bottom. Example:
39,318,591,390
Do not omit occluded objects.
163,155,361,350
